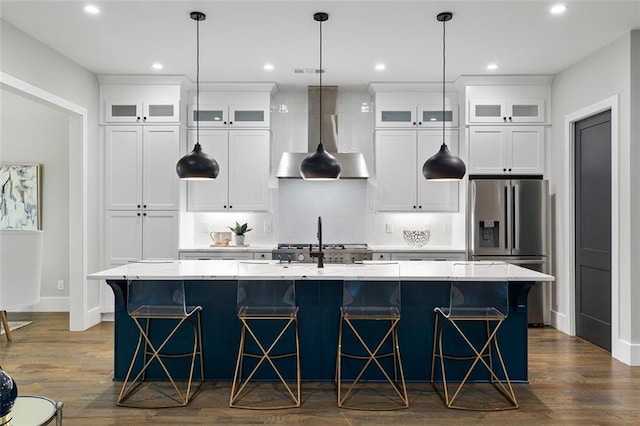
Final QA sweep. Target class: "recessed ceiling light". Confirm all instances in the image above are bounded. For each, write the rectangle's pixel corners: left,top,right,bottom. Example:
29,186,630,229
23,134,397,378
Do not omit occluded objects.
264,64,274,71
84,5,100,15
550,4,567,15
375,63,386,71
152,63,163,70
487,63,498,71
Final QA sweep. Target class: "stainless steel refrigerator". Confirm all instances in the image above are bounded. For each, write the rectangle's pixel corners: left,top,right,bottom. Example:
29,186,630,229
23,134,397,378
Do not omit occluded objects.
469,178,551,326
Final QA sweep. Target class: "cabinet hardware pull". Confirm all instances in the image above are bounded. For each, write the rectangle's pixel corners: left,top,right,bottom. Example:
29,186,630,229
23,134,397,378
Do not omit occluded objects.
143,205,147,208
137,117,141,120
137,213,141,216
418,122,422,125
413,205,416,209
229,121,233,125
419,205,422,209
223,121,227,125
137,205,141,208
412,122,416,125
503,117,507,121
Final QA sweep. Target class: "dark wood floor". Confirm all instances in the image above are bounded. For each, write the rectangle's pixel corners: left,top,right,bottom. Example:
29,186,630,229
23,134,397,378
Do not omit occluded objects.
1,312,639,425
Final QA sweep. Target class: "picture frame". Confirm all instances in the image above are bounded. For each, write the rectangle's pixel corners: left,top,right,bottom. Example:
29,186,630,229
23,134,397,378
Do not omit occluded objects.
0,163,42,230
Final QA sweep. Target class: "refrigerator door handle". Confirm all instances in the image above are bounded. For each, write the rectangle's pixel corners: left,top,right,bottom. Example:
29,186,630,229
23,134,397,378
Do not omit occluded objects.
505,183,511,251
513,183,520,250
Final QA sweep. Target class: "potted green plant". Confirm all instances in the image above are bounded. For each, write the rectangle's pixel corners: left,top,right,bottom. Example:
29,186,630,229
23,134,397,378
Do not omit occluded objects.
228,222,252,245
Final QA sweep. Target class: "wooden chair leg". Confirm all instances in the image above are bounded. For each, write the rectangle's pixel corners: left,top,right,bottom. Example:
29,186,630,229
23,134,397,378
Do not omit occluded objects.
1,310,12,341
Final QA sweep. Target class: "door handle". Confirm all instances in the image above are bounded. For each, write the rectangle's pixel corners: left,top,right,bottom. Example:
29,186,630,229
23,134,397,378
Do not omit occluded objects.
504,184,510,250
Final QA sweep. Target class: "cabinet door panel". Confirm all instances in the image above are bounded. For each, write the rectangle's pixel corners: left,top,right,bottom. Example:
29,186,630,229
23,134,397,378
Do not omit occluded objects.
375,106,416,128
188,104,228,127
417,130,459,211
105,126,143,210
468,100,506,123
143,101,180,123
142,126,180,210
508,100,545,123
509,126,544,174
105,211,142,264
105,100,142,123
229,105,269,128
468,126,507,174
375,130,417,210
142,211,179,260
228,130,270,210
187,130,229,211
418,105,458,128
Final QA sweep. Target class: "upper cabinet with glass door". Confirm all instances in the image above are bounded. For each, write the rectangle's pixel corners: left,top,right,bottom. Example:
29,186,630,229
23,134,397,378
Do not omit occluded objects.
468,99,545,124
188,104,270,128
105,100,180,123
375,104,458,128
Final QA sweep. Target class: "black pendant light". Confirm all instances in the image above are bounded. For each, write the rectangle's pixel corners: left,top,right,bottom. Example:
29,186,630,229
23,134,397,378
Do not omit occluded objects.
299,12,342,180
422,12,466,181
176,11,220,180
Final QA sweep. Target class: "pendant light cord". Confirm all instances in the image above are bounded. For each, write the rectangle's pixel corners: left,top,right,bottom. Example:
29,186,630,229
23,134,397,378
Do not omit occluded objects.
196,16,201,147
319,17,323,149
441,16,446,148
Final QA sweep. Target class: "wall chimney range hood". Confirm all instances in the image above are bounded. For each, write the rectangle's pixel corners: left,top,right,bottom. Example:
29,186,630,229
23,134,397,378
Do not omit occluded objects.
276,86,369,179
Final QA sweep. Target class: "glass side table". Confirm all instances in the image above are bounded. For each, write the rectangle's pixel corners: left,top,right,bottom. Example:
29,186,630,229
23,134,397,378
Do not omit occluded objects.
11,395,63,426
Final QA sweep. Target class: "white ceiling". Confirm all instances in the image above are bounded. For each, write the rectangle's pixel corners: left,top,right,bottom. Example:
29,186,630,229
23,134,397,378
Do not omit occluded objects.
1,0,639,87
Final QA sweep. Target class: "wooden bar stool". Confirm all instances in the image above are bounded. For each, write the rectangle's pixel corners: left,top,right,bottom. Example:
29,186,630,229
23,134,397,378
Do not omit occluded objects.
336,263,408,410
230,262,300,409
117,261,204,408
431,280,518,410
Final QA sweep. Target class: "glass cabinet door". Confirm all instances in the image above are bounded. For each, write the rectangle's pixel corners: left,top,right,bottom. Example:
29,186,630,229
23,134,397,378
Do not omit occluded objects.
418,104,458,127
229,105,270,128
375,106,417,128
105,100,143,123
468,100,507,123
188,104,228,127
508,100,545,123
143,101,180,123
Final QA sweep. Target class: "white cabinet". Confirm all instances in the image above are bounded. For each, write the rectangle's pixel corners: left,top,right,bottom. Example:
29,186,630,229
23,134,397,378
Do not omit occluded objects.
105,99,180,123
187,129,270,211
468,126,544,175
105,126,180,210
468,99,544,124
105,210,179,264
179,251,254,260
188,104,270,128
104,125,180,267
375,130,459,211
376,104,458,128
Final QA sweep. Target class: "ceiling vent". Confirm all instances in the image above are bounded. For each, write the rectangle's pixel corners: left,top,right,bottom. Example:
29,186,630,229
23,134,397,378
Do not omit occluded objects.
293,68,326,74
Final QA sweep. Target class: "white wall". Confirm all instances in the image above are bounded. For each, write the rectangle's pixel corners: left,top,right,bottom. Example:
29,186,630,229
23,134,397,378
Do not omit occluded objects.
0,89,70,302
0,19,101,313
550,30,639,363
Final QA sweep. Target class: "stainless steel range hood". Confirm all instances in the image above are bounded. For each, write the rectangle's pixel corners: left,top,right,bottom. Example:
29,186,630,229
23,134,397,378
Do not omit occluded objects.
276,86,369,179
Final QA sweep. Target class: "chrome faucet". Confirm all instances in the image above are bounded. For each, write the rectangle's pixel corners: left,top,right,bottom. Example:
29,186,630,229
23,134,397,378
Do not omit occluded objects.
309,216,325,268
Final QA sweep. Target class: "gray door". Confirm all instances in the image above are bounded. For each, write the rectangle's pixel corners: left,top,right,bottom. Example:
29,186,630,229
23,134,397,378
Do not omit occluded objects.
575,110,611,351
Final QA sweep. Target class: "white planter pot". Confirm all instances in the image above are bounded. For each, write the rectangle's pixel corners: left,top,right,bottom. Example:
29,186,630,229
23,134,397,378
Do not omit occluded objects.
235,235,246,245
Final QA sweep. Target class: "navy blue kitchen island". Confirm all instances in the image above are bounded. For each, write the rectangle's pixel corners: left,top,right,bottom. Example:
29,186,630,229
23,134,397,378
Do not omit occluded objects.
91,260,553,383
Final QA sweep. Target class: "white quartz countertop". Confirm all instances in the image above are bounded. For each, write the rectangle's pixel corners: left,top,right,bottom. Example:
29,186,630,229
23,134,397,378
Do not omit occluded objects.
88,260,554,282
180,245,276,252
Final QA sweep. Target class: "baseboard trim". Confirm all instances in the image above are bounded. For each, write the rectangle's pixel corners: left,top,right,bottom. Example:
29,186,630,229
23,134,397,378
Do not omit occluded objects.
613,339,640,366
551,310,570,335
7,297,69,313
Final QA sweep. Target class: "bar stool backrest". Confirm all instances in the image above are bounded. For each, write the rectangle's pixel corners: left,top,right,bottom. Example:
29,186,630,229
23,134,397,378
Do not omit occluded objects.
342,263,400,315
125,261,195,318
447,281,509,319
237,262,296,316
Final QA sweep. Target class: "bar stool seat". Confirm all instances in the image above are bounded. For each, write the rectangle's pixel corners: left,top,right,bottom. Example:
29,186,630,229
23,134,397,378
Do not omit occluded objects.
336,263,408,410
230,262,300,409
117,261,204,408
431,279,518,410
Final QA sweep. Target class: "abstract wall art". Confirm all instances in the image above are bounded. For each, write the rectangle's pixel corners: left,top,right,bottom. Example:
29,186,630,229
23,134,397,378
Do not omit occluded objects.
0,164,41,230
